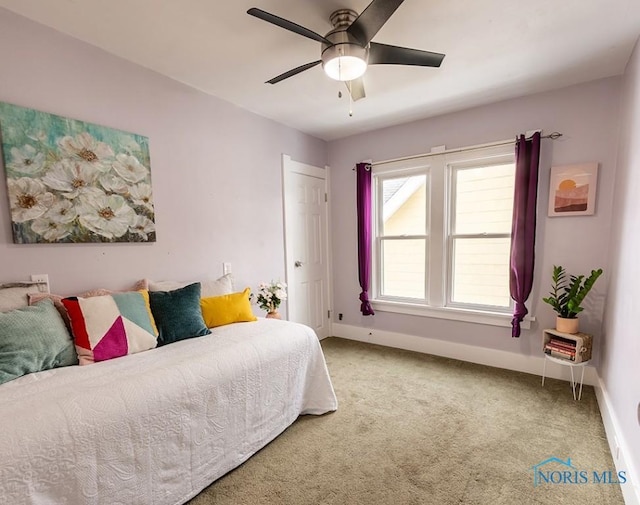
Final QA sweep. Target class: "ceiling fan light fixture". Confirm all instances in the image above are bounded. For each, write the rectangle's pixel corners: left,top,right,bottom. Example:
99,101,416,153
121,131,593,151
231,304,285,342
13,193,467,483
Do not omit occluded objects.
322,44,368,81
249,2,446,95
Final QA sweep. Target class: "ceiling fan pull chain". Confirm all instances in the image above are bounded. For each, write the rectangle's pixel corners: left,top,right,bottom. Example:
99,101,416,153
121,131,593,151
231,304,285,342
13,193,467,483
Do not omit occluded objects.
339,81,353,117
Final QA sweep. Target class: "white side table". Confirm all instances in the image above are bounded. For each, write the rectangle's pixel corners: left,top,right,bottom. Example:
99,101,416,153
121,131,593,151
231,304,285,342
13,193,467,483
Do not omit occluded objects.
541,354,591,401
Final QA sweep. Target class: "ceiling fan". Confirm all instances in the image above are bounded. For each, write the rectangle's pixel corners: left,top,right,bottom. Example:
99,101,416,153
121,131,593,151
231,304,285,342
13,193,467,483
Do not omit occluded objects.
247,0,445,101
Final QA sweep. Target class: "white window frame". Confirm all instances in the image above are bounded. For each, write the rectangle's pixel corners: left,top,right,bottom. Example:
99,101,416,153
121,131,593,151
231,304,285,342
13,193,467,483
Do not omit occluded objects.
374,162,430,305
445,151,516,313
371,143,532,329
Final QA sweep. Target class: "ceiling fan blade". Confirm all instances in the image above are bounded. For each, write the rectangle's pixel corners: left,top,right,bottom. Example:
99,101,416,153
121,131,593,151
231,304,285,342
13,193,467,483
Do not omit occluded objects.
347,0,405,46
345,78,366,101
369,42,445,67
248,8,332,45
266,60,322,84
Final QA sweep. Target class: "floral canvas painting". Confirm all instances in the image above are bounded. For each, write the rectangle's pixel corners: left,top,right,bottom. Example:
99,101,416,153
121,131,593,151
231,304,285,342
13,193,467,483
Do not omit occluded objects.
0,102,155,243
547,163,598,217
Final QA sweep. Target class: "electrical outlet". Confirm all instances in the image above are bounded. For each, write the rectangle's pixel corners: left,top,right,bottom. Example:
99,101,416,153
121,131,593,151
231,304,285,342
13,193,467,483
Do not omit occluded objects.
338,313,343,320
30,274,49,292
223,263,231,275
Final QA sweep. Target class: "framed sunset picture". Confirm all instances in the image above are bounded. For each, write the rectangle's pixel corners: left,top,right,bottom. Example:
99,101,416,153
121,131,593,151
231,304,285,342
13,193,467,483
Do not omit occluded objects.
548,163,598,217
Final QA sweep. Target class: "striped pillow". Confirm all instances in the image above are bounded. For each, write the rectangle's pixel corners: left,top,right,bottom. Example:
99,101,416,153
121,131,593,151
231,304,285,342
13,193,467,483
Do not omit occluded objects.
62,290,158,365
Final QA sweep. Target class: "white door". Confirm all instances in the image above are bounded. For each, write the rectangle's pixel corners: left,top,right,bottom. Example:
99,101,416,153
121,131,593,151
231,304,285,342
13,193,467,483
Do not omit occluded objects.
282,154,331,339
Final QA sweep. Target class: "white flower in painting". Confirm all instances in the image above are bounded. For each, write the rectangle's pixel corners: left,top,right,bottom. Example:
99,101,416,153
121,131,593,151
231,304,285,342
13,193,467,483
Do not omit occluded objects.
99,173,130,195
128,182,154,212
45,199,78,224
120,137,141,154
7,145,45,174
112,153,148,183
26,130,48,143
7,177,55,222
58,132,114,171
31,216,73,241
76,192,135,239
128,214,155,240
41,159,100,198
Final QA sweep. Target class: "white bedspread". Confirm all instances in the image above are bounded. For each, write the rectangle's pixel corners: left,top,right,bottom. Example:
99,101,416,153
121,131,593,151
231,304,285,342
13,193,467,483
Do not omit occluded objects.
0,319,337,505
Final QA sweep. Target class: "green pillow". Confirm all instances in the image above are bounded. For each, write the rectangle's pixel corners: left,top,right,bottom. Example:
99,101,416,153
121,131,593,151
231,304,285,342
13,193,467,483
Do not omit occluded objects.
0,298,78,385
148,282,211,346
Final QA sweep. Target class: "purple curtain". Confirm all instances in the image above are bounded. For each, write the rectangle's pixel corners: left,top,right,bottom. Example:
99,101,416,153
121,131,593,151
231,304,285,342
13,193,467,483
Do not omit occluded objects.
356,162,375,316
510,132,541,337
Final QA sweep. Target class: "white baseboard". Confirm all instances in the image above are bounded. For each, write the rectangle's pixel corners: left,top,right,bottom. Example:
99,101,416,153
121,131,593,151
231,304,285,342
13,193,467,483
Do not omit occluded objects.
330,323,598,386
595,379,640,505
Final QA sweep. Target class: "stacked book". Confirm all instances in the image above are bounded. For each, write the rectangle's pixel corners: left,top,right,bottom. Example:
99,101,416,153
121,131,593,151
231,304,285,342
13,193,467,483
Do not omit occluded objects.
544,338,576,361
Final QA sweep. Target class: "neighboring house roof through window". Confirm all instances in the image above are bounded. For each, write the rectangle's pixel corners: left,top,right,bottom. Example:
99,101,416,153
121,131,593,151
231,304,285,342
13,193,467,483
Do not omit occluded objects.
382,176,425,222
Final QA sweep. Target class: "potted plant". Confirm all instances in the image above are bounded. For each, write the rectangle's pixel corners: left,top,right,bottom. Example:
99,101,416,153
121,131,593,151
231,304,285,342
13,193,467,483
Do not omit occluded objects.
542,265,603,334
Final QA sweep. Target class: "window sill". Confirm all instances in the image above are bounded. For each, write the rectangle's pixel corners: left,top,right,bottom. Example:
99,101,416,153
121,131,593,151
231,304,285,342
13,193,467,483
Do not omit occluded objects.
371,299,534,329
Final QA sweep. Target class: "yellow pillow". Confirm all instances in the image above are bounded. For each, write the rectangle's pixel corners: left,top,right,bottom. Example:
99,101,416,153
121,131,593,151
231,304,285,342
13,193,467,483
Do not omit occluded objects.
200,288,257,328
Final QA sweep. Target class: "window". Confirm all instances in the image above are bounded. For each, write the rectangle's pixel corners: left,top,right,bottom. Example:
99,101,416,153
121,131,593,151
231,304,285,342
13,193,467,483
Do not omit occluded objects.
448,161,515,309
379,173,428,299
372,144,517,325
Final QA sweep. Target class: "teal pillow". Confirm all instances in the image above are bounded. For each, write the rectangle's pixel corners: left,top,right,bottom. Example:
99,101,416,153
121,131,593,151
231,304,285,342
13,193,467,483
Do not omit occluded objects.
148,282,210,346
0,298,78,385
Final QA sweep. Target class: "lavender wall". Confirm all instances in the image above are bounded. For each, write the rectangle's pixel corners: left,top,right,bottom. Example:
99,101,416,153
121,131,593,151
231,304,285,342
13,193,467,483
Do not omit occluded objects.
0,8,326,295
327,78,621,358
0,1,634,477
601,38,640,483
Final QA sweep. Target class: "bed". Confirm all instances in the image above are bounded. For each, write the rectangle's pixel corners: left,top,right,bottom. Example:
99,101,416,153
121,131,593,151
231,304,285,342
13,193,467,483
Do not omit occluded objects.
0,317,337,505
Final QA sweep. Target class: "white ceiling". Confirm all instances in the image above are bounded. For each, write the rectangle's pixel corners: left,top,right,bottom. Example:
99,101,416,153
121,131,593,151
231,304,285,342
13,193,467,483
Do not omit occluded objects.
1,0,640,141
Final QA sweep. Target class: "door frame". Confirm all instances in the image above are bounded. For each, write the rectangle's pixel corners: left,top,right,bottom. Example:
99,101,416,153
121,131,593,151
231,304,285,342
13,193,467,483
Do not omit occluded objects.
281,154,332,338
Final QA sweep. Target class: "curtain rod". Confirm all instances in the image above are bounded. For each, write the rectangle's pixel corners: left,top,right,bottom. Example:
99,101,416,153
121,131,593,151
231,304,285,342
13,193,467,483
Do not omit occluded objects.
354,132,562,170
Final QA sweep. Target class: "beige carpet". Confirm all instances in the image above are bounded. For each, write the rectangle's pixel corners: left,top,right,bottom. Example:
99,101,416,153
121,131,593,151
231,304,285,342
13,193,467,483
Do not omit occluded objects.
188,337,624,505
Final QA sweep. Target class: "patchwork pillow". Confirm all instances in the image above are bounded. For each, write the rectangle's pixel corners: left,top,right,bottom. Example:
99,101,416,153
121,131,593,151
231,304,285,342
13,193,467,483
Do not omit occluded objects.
148,282,211,346
146,274,234,298
29,285,148,330
200,288,257,328
62,290,158,365
0,299,77,385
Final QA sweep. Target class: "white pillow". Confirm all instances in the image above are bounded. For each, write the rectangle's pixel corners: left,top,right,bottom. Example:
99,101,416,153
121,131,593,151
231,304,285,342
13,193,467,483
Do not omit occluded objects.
0,283,45,313
148,274,234,298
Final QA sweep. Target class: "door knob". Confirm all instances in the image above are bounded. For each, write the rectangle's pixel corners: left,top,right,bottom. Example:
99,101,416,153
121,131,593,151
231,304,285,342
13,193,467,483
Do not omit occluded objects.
294,260,303,268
